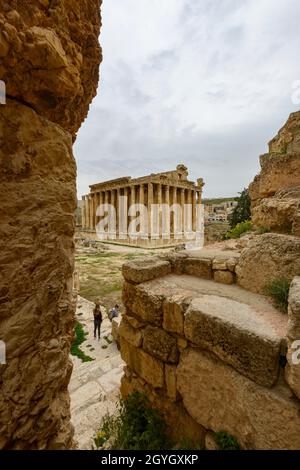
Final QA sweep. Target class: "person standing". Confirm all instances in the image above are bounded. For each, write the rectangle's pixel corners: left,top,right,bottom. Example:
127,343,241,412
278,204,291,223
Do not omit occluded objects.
93,301,102,340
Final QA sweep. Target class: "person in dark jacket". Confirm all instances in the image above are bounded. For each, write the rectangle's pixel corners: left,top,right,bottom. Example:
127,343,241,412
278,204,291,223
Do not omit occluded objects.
93,301,102,340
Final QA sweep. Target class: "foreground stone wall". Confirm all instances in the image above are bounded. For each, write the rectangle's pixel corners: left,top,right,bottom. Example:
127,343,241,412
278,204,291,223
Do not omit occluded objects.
249,111,300,235
0,1,102,449
119,255,300,449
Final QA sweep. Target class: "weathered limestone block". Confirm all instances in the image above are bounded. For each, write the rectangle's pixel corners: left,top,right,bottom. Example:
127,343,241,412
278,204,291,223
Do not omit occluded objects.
184,296,282,387
122,314,145,329
0,0,102,450
285,277,300,399
212,259,227,270
158,253,189,274
122,257,171,284
177,337,188,351
165,364,179,402
143,326,179,364
111,316,121,345
182,258,212,279
236,234,300,293
0,100,77,449
226,258,238,272
0,0,102,136
177,349,300,450
163,295,188,335
118,318,143,348
249,112,300,234
120,338,164,388
213,270,234,285
121,374,206,447
205,431,219,450
122,281,164,326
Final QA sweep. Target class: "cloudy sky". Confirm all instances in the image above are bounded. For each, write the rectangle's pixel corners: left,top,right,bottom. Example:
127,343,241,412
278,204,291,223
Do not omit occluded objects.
74,0,300,199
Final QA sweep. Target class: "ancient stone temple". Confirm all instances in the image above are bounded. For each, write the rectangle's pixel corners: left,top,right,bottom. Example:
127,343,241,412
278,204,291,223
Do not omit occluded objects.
81,165,204,247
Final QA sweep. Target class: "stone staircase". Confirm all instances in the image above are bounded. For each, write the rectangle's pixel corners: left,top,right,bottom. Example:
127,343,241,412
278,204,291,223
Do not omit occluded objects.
69,296,124,450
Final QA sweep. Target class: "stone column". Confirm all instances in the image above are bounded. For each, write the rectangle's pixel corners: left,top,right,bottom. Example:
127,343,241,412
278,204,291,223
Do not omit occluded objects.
172,186,178,239
110,189,116,238
163,185,170,239
129,185,136,239
85,194,90,230
157,183,162,239
180,188,185,238
81,196,86,229
91,193,96,230
148,182,153,239
116,188,121,239
89,194,94,230
192,189,197,232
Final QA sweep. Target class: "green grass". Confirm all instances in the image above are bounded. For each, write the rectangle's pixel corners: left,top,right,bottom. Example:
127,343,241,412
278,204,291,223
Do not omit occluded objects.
214,431,240,450
71,322,94,362
93,392,169,450
224,220,252,239
265,278,290,313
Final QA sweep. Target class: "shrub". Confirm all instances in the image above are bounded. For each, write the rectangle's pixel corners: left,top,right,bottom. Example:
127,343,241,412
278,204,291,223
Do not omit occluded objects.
215,431,240,450
265,278,290,313
228,188,251,229
224,220,252,239
71,322,94,362
93,392,169,450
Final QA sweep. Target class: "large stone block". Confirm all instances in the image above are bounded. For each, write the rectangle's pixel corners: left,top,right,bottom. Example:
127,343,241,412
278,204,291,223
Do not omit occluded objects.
118,318,143,348
120,338,164,388
182,258,212,279
163,295,187,335
121,374,206,447
122,281,164,326
165,364,179,402
213,270,234,285
184,296,282,387
143,326,179,364
236,233,300,293
177,348,300,450
122,257,171,284
285,277,300,399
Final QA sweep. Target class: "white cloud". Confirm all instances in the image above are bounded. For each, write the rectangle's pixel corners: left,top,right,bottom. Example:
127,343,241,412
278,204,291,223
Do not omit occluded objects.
74,0,300,198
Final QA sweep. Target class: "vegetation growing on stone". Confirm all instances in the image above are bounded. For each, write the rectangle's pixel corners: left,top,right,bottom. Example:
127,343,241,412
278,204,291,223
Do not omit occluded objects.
93,392,169,450
71,322,94,362
214,431,240,450
224,220,252,239
265,278,291,313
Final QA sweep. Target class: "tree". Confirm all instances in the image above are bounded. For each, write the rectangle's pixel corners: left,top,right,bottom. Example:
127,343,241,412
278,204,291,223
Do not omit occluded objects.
228,188,251,229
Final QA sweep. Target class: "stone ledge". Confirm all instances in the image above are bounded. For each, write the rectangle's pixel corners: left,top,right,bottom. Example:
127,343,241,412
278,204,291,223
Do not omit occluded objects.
122,257,171,284
184,295,282,387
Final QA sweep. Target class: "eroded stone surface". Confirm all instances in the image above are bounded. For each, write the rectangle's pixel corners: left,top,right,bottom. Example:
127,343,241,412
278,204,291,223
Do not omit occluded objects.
177,348,300,450
184,296,282,387
285,277,300,399
122,258,171,284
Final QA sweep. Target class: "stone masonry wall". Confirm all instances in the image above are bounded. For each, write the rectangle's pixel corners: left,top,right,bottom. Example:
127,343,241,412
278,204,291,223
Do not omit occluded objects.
119,255,300,450
0,1,102,449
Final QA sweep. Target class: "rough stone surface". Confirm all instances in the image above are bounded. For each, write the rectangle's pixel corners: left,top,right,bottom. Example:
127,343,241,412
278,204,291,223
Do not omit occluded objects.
213,270,234,285
0,1,102,137
143,326,179,364
0,0,102,450
182,258,212,279
249,112,300,235
205,431,219,450
165,364,179,402
285,277,300,399
118,318,143,348
120,338,164,389
121,374,206,447
122,281,164,326
163,295,187,335
177,348,300,450
184,296,282,387
122,258,171,284
236,233,300,293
